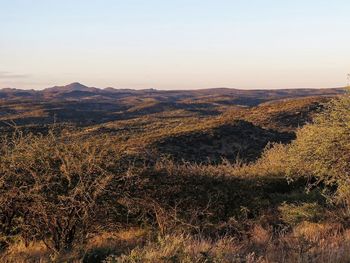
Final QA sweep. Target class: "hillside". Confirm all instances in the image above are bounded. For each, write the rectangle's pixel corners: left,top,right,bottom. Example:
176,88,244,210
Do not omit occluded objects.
0,83,342,126
0,84,338,163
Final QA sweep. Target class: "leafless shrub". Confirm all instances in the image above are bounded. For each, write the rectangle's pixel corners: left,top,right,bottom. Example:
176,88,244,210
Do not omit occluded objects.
0,130,119,253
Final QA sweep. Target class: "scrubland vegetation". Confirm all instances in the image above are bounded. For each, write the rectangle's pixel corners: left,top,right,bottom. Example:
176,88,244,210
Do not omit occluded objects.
1,92,350,262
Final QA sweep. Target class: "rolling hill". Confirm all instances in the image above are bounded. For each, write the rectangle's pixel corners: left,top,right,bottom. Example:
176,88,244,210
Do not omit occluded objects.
0,83,344,162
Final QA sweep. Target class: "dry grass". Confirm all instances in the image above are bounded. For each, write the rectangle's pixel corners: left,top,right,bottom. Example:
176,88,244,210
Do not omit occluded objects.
103,223,350,263
107,234,256,263
3,225,350,263
86,228,150,254
0,240,50,263
1,228,149,263
268,222,350,263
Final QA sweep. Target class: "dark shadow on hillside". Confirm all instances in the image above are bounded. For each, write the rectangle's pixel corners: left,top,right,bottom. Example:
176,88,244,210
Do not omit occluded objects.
101,161,313,240
152,120,295,163
269,102,322,129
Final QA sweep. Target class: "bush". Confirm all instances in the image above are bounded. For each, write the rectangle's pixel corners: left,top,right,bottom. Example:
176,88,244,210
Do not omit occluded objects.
278,202,324,226
0,130,119,253
286,92,350,207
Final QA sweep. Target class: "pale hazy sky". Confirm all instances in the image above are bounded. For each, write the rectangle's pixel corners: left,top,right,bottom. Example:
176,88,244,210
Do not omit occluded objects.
1,0,349,90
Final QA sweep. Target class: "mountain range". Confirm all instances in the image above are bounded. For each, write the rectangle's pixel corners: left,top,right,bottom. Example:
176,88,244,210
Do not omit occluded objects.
0,82,345,105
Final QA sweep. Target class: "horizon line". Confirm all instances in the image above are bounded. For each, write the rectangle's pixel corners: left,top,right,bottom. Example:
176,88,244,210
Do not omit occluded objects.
0,82,346,92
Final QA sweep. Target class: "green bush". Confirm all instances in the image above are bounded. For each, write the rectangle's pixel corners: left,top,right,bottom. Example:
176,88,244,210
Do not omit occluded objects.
286,92,350,206
278,202,324,226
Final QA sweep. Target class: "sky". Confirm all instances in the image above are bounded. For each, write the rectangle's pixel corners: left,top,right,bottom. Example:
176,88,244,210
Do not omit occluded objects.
0,0,350,90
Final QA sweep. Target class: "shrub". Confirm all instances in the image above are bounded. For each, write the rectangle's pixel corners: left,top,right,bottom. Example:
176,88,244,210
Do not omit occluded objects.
278,202,324,226
249,142,290,177
0,130,119,253
286,92,350,207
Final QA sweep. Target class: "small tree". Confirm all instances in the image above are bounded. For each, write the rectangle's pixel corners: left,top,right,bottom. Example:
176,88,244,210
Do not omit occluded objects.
286,91,350,208
0,131,118,253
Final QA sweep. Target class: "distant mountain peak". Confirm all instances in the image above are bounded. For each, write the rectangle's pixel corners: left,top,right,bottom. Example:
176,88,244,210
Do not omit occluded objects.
44,82,98,93
66,82,87,89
